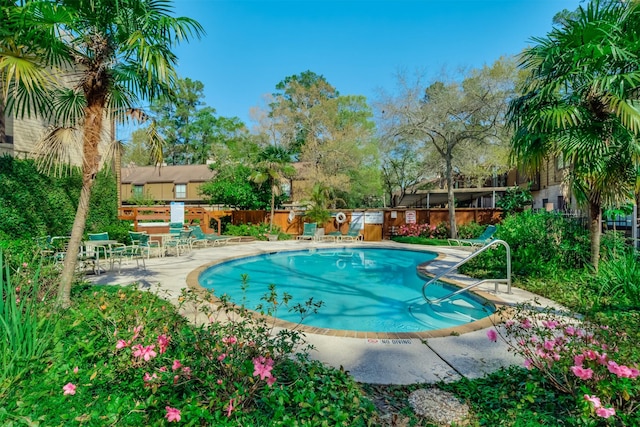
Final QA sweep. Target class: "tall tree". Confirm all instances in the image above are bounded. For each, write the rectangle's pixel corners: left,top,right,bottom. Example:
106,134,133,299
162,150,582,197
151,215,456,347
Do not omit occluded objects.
508,0,640,271
379,59,517,237
262,71,378,205
2,0,203,306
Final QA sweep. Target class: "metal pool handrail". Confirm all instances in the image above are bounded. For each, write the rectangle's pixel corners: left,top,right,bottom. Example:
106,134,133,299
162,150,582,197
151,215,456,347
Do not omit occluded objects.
422,239,511,304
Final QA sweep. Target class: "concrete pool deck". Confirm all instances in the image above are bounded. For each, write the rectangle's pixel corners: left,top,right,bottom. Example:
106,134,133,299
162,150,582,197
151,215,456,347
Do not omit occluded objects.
87,239,560,385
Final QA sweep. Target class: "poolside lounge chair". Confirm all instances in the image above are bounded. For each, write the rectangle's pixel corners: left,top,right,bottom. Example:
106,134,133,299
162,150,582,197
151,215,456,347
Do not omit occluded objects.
296,223,317,241
338,223,363,242
448,225,497,249
188,225,224,247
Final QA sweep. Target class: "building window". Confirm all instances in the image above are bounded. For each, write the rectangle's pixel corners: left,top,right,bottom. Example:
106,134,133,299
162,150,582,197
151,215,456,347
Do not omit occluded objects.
557,154,568,171
175,184,186,199
132,185,144,197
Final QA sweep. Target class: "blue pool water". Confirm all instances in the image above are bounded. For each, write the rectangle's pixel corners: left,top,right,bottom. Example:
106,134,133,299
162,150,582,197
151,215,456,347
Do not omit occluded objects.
198,247,494,333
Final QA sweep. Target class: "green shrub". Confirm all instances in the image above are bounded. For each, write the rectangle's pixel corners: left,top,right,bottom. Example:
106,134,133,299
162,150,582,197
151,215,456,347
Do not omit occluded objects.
225,222,291,240
457,221,485,239
460,210,590,279
0,156,123,241
487,304,640,425
1,284,376,425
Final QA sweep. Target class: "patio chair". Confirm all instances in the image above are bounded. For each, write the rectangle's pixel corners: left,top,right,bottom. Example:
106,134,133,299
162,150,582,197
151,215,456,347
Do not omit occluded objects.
338,223,363,242
109,243,146,273
129,231,162,258
447,224,497,249
187,225,213,247
169,222,184,236
165,229,192,256
296,223,317,241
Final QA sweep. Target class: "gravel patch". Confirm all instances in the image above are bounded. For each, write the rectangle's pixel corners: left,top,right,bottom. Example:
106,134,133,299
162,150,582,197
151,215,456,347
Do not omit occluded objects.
408,388,470,426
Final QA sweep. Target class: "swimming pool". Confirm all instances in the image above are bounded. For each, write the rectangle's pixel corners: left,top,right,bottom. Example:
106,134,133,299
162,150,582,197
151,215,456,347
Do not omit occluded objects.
198,247,494,333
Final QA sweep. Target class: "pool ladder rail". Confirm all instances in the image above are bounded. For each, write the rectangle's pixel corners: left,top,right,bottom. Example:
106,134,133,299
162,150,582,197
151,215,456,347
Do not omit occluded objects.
421,239,511,304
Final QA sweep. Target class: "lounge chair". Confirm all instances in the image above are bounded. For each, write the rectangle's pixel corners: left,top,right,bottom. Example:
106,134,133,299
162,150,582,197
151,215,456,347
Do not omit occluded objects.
296,223,317,241
448,225,497,248
188,225,222,247
338,223,363,242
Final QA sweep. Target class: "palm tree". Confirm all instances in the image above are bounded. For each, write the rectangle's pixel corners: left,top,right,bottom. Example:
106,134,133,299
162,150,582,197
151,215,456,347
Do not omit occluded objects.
1,0,203,306
508,0,640,271
250,145,295,234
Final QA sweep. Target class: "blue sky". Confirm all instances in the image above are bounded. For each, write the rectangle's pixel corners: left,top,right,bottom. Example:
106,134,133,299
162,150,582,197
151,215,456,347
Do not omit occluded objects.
168,0,582,126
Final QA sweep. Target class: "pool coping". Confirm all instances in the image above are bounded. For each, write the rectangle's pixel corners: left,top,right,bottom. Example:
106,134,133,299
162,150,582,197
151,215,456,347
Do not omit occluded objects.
185,244,510,340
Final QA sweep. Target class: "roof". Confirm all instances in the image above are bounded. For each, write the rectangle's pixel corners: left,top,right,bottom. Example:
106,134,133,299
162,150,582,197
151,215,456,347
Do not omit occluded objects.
121,164,215,185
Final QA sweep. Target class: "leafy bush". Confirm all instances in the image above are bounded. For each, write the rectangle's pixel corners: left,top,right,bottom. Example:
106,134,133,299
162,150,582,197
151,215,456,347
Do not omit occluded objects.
396,223,436,238
591,250,640,309
1,284,376,425
488,304,640,425
225,222,290,240
457,221,485,239
460,210,590,279
0,156,124,241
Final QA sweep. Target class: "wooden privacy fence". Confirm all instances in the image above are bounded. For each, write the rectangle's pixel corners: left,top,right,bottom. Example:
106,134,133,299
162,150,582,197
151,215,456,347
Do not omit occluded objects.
119,206,502,241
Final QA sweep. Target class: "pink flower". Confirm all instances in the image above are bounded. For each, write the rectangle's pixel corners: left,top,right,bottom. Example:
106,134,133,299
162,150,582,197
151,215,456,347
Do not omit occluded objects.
226,398,235,417
217,379,223,385
541,320,558,329
182,366,191,377
584,350,598,361
132,344,157,361
63,383,76,395
564,326,576,336
172,360,182,371
116,339,128,349
486,329,497,342
595,407,615,419
252,356,274,380
165,406,181,423
73,366,79,374
570,365,594,380
607,361,639,379
143,372,158,384
266,376,276,387
521,318,532,329
584,394,601,408
574,354,584,366
543,340,555,351
22,262,28,268
218,353,227,362
524,359,533,370
222,335,238,345
132,325,143,341
157,335,170,354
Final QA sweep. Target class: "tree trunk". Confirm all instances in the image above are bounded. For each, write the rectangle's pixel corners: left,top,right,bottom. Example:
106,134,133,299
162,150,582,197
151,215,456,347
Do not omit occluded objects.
0,96,5,144
269,184,275,234
57,176,95,307
57,99,104,307
589,199,602,273
445,153,457,239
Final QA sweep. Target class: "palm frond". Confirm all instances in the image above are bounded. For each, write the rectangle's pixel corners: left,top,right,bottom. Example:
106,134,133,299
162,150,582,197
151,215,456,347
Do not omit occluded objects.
33,126,82,177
